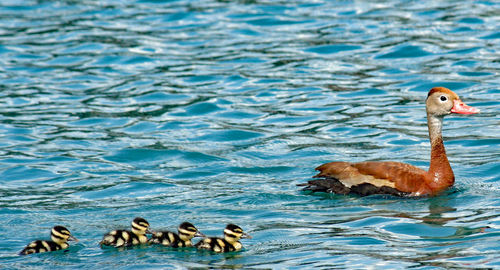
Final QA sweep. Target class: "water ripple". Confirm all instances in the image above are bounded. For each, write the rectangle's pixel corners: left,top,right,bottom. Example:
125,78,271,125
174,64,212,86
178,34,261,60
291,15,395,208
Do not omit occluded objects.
0,0,499,269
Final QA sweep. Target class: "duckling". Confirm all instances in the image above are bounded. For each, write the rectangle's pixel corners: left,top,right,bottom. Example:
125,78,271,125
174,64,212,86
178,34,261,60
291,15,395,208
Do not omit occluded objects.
100,217,152,248
19,226,78,255
195,224,251,253
149,222,205,248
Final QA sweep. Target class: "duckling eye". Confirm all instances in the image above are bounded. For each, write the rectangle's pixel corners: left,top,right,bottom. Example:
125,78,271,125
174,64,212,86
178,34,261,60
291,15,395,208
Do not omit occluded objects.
440,95,447,102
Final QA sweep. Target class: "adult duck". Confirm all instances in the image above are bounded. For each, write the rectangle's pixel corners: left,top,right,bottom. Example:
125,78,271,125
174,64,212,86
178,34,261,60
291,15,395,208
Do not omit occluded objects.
299,87,479,196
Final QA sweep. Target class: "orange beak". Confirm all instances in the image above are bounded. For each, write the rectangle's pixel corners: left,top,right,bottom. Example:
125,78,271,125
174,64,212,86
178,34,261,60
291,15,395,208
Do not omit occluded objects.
451,99,480,114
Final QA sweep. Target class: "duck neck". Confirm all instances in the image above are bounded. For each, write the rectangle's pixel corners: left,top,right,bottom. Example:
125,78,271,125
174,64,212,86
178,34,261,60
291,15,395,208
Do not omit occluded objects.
51,235,67,245
179,232,192,242
427,114,454,191
224,234,239,245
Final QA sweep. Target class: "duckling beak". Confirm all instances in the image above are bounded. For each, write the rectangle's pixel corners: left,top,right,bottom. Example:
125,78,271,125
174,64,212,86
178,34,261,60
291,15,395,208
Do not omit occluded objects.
241,232,252,239
195,231,206,238
146,228,154,234
69,235,79,242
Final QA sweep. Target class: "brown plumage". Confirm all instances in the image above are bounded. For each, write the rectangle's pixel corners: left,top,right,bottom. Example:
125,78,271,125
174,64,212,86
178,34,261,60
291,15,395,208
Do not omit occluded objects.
300,87,480,197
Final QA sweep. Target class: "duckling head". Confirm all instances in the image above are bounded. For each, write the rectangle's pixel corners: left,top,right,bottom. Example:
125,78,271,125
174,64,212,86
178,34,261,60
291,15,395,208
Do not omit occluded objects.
51,226,78,244
223,224,251,244
178,222,205,241
131,217,152,235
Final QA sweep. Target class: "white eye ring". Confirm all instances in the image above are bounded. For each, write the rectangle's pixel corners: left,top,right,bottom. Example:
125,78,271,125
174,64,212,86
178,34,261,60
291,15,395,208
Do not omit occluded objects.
439,95,447,102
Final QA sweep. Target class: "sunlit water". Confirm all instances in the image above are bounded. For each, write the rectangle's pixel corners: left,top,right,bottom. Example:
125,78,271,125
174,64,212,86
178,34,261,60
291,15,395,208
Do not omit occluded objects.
0,0,499,269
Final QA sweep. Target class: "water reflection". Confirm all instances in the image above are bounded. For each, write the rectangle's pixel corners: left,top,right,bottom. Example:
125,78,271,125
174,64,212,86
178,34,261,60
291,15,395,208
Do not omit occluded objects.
0,0,499,268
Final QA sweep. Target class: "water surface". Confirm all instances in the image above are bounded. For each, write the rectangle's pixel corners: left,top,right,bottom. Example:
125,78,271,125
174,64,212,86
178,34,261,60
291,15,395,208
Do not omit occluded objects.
0,0,499,269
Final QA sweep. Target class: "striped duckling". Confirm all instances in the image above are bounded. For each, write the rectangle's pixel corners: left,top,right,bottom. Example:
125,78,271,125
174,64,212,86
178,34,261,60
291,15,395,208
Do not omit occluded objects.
149,222,205,248
195,224,251,253
100,217,152,248
19,226,78,255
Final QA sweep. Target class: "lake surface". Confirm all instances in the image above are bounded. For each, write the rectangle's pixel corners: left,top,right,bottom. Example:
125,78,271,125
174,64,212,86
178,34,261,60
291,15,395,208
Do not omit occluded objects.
0,0,499,269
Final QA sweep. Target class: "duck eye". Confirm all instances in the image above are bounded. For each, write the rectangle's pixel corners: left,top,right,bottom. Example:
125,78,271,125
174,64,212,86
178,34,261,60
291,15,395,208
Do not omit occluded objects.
440,95,447,102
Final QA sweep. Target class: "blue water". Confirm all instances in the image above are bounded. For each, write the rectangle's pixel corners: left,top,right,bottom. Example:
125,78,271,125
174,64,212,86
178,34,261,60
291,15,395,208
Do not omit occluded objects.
1,0,499,269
